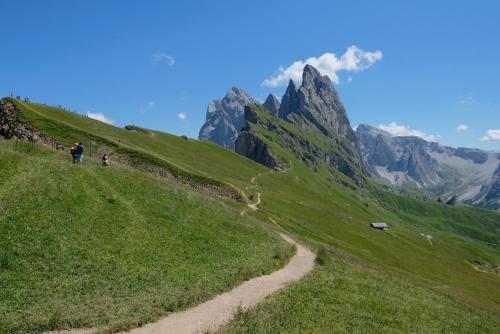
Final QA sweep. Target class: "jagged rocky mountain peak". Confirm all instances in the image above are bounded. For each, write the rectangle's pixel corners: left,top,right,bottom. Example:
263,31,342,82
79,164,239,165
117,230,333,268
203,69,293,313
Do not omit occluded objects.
295,64,355,141
199,86,256,149
286,78,297,91
263,94,280,116
236,65,365,186
301,64,330,89
226,86,252,100
278,79,300,119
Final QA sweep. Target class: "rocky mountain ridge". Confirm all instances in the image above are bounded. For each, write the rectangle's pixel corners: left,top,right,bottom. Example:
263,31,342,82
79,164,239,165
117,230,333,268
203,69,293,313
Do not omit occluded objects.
235,65,364,185
263,94,280,116
198,87,256,149
356,124,500,209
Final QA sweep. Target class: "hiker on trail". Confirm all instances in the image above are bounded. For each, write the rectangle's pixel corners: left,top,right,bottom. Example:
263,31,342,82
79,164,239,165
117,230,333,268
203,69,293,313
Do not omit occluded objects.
102,154,109,166
75,142,84,164
70,143,78,164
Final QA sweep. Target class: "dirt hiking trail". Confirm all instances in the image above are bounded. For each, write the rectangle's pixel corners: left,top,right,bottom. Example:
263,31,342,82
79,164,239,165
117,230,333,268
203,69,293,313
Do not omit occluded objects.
49,164,314,334
47,234,314,334
124,233,314,334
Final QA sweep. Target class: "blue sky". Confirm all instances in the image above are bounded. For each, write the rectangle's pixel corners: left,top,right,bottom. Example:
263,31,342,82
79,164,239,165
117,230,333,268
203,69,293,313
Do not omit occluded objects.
1,0,499,150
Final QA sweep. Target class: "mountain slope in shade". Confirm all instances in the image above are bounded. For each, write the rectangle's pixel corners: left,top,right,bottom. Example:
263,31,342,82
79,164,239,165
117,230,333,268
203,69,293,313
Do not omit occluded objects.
356,124,500,209
199,87,256,149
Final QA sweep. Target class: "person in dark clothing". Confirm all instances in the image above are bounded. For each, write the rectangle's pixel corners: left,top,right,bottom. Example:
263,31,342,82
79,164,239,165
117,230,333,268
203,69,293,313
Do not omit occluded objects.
75,142,84,164
102,154,110,166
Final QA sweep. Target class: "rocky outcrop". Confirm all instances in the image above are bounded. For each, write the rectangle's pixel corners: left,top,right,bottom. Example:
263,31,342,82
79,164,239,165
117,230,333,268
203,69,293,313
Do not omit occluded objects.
124,125,154,137
199,87,256,149
235,66,365,186
235,105,287,171
0,98,43,143
296,65,358,144
278,80,300,120
263,94,280,116
446,195,457,206
278,65,363,175
235,131,284,170
356,123,500,209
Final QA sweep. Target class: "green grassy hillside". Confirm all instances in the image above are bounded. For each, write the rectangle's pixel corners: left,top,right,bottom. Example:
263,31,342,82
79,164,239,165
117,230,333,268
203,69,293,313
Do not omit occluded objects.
246,105,499,308
222,258,500,333
0,141,292,333
1,98,499,333
9,98,266,192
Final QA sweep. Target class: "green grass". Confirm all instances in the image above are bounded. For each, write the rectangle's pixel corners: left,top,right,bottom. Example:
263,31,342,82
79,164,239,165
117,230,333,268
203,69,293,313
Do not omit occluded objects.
245,123,500,315
9,98,266,191
0,141,293,333
222,257,500,333
2,97,500,333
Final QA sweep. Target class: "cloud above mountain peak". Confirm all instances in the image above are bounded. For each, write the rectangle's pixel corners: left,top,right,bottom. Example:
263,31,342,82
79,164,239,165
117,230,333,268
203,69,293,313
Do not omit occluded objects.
377,122,439,142
262,46,382,87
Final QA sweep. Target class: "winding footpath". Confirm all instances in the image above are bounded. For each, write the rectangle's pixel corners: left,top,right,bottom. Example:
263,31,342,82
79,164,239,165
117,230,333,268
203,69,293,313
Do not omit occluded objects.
49,165,314,334
49,234,314,334
124,233,313,334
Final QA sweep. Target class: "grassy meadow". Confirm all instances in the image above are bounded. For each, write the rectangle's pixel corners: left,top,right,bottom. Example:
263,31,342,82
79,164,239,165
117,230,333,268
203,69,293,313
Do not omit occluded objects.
222,257,500,333
0,141,292,333
1,98,499,333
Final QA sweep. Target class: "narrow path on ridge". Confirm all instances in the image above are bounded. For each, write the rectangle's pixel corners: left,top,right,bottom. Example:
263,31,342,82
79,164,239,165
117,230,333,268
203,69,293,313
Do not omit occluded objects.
240,163,292,216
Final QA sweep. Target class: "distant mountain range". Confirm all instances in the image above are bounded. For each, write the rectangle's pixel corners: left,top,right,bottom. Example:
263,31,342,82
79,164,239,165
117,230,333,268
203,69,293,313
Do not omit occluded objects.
199,66,500,210
356,124,500,209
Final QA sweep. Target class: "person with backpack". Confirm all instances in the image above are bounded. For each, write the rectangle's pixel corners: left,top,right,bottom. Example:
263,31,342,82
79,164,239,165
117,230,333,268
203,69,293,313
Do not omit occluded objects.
75,142,84,164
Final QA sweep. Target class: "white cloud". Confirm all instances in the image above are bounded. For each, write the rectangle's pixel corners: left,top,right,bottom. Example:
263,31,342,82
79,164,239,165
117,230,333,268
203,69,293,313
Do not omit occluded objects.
177,112,186,121
151,53,175,66
480,129,500,141
148,101,155,108
377,122,439,142
262,45,383,87
455,124,468,132
86,112,114,125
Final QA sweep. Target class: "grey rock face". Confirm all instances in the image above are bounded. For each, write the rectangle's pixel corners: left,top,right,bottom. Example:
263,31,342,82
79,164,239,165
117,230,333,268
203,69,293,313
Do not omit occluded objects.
276,65,364,181
278,80,300,119
482,165,500,209
235,130,284,170
356,124,500,209
296,65,357,144
454,147,488,164
263,94,280,116
236,65,365,185
199,87,256,149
